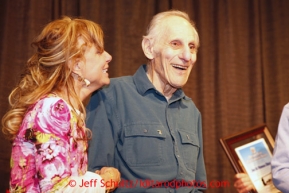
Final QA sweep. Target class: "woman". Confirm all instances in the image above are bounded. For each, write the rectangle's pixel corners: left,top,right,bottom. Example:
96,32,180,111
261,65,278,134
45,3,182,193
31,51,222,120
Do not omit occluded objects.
2,16,119,193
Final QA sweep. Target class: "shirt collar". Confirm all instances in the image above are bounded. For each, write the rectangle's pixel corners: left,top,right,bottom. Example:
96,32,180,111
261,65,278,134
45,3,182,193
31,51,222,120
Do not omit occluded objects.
133,64,191,101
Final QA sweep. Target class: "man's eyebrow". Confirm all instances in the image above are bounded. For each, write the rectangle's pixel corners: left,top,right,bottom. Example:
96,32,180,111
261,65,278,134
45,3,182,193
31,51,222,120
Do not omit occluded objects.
170,39,182,43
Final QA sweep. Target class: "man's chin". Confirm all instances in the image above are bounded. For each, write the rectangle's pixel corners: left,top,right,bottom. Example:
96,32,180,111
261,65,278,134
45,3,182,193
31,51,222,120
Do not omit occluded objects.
171,82,186,89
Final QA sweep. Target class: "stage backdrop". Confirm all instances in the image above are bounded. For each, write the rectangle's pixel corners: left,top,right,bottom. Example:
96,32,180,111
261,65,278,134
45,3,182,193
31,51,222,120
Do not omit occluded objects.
0,0,289,192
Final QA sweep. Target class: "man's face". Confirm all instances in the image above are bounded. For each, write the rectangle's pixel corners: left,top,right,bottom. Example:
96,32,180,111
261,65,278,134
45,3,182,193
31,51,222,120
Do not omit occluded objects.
150,16,198,91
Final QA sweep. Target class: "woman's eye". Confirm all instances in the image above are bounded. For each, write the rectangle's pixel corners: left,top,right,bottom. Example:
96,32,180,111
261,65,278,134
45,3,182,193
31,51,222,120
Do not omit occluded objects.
96,49,104,54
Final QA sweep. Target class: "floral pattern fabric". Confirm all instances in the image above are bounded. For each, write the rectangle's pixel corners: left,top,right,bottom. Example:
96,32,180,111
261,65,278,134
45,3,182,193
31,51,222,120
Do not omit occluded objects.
10,94,88,193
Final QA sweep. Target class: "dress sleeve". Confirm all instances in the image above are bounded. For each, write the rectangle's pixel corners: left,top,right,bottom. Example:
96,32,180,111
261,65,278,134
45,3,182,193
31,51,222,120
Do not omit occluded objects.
10,97,75,193
10,139,40,192
271,103,289,192
33,97,73,192
9,97,72,192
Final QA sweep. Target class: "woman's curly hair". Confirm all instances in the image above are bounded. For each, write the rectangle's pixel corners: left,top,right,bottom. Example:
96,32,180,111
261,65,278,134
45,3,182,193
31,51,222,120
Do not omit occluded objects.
2,16,104,141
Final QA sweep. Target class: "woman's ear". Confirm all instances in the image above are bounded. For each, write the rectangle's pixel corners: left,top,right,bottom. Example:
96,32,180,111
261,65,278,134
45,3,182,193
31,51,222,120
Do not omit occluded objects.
71,60,83,76
142,38,154,60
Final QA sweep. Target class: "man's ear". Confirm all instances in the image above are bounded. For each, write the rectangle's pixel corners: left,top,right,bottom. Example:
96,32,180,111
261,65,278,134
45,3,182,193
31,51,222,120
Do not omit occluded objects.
142,38,154,60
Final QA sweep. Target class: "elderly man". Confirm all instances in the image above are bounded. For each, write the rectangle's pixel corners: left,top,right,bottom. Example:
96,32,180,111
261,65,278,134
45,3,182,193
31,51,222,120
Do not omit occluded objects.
86,10,207,193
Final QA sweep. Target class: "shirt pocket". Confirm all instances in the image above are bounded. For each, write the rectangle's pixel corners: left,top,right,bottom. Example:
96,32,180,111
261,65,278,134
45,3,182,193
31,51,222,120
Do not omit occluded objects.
123,123,166,167
178,130,200,172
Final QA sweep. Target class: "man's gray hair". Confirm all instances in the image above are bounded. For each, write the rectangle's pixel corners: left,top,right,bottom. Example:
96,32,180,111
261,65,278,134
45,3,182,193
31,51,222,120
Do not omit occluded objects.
143,10,200,48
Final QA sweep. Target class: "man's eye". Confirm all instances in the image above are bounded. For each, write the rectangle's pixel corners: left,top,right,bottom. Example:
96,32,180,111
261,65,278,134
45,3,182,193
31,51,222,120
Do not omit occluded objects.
171,41,180,47
189,44,195,49
189,44,197,52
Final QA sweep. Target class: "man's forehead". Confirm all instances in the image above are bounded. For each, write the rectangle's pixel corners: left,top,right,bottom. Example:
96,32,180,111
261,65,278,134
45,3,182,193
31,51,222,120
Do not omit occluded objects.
163,21,197,41
163,15,192,26
164,16,195,31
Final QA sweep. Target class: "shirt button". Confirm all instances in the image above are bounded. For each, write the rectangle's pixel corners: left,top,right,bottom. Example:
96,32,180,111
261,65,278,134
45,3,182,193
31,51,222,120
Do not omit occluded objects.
177,155,180,157
143,129,148,133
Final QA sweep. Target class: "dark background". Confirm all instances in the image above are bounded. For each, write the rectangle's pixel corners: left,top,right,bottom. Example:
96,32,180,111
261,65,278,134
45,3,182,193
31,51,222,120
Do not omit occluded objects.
1,0,289,192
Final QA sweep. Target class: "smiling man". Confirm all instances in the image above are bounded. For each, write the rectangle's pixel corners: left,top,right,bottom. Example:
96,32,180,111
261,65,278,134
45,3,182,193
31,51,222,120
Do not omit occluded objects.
86,10,207,193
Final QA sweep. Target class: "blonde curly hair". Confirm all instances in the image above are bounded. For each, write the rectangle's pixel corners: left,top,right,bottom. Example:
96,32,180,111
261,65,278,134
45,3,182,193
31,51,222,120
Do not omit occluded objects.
2,16,104,140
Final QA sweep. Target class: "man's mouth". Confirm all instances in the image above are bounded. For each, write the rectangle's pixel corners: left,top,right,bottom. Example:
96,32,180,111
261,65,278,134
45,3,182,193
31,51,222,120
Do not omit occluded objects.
172,64,188,70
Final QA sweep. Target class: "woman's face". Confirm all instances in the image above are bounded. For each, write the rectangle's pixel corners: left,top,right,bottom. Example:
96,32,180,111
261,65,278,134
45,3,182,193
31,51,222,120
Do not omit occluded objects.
82,45,112,88
77,38,112,90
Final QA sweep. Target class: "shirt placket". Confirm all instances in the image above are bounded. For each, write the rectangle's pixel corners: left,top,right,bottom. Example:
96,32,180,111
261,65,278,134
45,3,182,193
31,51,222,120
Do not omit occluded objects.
166,101,186,181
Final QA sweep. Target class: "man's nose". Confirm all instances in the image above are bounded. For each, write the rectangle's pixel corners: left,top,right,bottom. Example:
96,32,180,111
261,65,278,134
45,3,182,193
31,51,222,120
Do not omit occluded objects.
180,47,191,62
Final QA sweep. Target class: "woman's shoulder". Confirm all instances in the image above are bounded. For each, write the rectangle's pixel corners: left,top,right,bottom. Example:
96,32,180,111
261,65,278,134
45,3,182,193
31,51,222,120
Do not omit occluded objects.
28,94,72,136
34,93,72,113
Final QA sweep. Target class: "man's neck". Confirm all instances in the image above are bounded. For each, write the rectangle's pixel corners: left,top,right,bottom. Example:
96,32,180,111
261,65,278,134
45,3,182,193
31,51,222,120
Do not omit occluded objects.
146,69,176,100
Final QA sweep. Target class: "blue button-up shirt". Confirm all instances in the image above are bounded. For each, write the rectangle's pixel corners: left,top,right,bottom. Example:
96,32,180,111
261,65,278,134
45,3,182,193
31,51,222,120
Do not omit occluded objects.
86,65,207,193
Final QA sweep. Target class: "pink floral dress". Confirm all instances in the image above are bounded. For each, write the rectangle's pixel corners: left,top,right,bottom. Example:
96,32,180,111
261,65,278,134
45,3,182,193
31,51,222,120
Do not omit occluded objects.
10,94,89,192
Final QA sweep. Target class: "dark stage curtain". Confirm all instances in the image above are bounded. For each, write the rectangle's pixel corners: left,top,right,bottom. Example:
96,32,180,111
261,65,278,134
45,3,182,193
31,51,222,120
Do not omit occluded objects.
0,0,288,192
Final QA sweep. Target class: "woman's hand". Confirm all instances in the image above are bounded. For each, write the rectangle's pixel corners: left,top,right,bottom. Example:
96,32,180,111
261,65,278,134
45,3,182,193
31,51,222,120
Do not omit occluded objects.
96,167,121,192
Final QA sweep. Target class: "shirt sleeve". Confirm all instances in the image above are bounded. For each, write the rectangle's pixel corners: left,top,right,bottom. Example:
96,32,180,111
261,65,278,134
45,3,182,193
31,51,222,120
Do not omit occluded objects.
271,103,289,192
86,90,117,172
